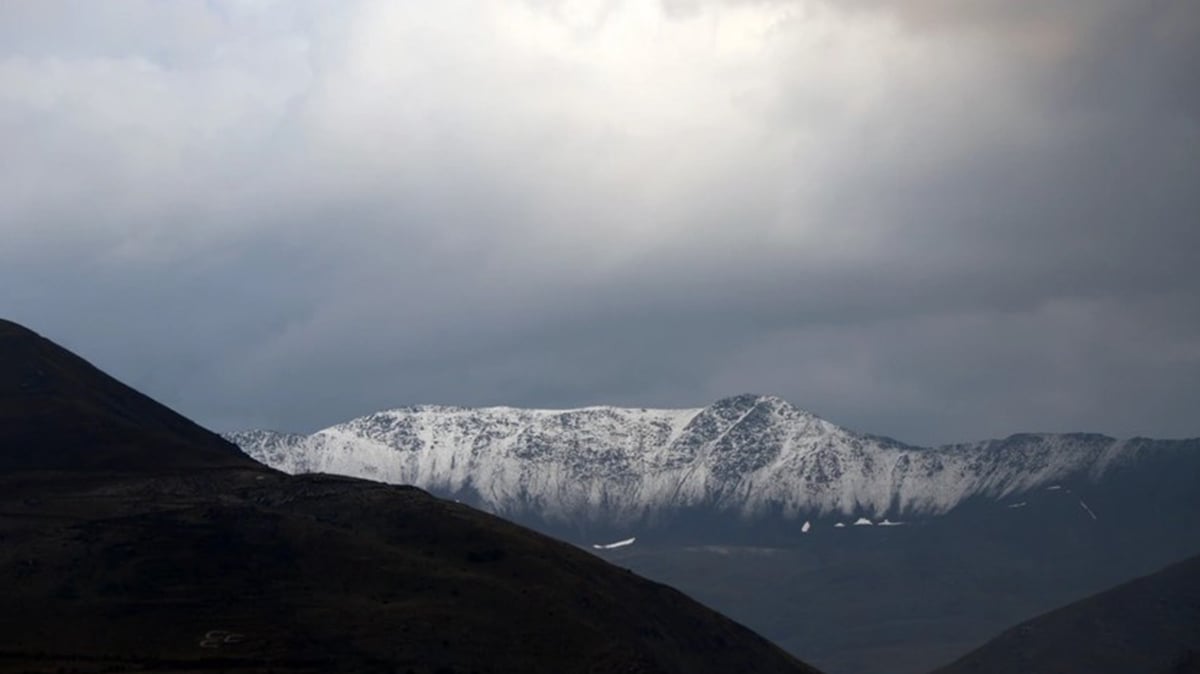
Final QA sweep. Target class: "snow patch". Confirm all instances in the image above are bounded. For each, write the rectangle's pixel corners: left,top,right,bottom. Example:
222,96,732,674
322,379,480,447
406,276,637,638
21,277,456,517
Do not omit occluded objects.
852,517,874,526
878,519,904,526
801,520,811,534
1007,502,1027,509
833,522,846,528
592,537,636,550
1046,485,1063,491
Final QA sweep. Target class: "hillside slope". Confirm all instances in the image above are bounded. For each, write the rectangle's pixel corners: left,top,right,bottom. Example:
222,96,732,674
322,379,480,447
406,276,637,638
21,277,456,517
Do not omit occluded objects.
931,554,1200,674
0,319,819,674
0,318,252,472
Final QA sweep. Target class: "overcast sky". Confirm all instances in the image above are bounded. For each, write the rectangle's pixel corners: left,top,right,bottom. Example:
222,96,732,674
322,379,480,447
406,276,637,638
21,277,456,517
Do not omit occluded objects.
2,0,1197,445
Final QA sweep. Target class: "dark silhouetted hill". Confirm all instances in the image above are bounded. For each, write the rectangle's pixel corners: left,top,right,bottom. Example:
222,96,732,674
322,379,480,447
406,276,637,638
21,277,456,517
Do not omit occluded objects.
0,318,253,471
931,554,1200,674
0,318,819,674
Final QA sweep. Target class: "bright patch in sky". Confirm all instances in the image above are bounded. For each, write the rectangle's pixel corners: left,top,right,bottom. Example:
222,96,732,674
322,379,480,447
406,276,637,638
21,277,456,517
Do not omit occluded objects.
1,1,1197,444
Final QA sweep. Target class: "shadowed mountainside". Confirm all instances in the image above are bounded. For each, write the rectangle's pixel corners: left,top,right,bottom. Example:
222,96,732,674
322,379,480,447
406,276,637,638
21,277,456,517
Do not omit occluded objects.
0,318,251,472
931,554,1200,674
0,319,819,674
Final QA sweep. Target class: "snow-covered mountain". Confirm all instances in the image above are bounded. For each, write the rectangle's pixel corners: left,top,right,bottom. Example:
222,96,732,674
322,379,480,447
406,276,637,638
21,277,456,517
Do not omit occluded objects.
226,394,1169,527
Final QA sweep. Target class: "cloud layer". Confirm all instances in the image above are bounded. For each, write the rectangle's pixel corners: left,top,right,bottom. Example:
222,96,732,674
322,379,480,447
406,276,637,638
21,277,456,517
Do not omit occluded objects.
2,0,1197,444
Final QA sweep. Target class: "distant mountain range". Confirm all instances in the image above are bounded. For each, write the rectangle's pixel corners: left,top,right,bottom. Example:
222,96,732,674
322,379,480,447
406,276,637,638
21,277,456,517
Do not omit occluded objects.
227,394,1185,533
229,395,1200,674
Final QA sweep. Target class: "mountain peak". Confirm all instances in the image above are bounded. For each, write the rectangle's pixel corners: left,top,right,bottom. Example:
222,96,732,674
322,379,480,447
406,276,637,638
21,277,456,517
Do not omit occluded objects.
0,318,256,473
713,392,783,408
709,393,820,419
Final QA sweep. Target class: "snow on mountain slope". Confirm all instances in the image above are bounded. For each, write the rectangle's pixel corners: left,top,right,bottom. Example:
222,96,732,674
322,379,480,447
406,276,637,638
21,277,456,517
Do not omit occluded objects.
226,394,1147,525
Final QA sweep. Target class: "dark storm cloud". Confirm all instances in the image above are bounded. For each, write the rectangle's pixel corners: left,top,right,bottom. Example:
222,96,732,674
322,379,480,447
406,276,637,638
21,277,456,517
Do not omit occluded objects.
1,0,1196,444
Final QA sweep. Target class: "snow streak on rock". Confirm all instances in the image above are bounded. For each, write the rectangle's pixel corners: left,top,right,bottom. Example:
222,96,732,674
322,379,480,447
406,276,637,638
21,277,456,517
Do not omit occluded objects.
593,538,636,550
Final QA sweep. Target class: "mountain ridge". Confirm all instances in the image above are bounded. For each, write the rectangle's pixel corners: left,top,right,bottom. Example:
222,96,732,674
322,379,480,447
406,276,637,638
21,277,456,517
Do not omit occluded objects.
227,393,1180,529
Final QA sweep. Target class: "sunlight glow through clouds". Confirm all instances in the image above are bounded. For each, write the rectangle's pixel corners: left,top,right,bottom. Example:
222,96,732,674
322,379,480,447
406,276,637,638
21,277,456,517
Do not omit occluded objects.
2,0,1196,442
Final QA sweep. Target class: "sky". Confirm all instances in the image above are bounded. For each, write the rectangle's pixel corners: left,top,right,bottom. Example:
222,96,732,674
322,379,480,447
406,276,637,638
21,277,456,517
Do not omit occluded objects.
1,0,1197,445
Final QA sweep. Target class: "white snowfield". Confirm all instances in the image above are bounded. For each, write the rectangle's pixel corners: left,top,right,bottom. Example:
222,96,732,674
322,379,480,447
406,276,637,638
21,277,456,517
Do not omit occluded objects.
593,537,636,550
228,394,1145,525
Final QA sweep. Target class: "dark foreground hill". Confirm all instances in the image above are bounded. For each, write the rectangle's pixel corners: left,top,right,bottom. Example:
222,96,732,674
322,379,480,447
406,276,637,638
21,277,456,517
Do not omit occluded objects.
931,554,1200,674
0,319,818,674
0,319,250,472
